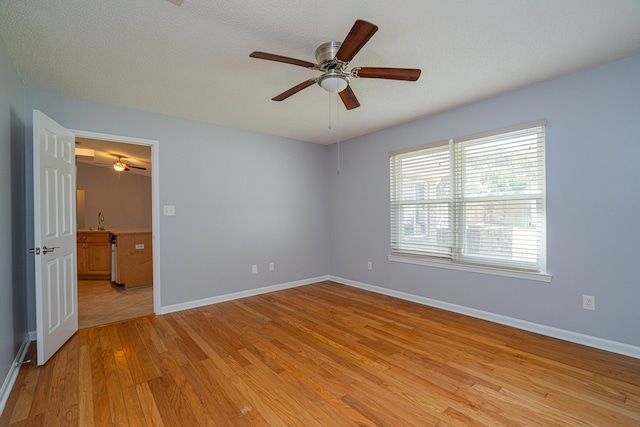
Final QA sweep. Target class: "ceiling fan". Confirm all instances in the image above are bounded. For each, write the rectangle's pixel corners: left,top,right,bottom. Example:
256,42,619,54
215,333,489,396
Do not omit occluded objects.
250,19,421,110
113,156,147,172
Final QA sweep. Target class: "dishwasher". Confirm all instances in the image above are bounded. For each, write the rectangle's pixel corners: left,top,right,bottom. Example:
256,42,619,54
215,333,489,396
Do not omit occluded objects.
110,234,116,282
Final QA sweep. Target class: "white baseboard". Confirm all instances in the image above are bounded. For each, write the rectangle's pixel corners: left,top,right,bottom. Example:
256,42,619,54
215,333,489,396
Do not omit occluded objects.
330,276,640,360
0,334,32,416
158,275,331,315
150,273,640,359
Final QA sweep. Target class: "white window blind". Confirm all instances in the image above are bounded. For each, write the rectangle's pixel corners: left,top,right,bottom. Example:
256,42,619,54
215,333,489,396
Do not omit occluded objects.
390,120,546,273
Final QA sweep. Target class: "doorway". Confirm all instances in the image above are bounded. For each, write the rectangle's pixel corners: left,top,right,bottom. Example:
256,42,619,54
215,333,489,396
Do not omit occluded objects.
73,130,160,328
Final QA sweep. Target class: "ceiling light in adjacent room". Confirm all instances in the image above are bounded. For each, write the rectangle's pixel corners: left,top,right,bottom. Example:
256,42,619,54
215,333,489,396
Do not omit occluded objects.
113,159,127,171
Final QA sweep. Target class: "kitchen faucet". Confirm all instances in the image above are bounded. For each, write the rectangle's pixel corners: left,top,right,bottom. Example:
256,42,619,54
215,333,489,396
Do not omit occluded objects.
98,211,105,230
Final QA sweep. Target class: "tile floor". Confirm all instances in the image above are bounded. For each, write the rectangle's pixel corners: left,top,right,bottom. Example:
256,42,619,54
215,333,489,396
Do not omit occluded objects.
78,279,153,328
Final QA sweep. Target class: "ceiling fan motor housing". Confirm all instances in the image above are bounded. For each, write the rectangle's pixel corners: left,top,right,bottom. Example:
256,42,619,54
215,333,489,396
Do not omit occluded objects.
315,41,341,64
315,41,346,71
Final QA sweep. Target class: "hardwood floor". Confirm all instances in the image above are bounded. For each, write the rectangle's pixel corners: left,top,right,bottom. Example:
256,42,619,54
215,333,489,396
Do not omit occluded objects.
78,280,153,329
2,281,639,426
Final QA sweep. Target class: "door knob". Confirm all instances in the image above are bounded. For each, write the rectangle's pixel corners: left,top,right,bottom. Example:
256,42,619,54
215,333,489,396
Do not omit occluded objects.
42,246,60,254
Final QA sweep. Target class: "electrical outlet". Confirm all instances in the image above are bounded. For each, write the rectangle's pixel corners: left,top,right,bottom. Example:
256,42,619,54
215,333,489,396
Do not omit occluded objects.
367,262,372,270
269,263,275,271
252,264,258,274
583,295,595,311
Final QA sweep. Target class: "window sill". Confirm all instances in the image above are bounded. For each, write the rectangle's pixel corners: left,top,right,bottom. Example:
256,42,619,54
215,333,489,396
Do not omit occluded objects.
388,255,552,282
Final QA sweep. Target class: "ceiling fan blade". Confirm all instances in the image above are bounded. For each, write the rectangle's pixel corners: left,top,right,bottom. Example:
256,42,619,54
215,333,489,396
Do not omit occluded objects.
355,67,422,81
126,164,147,170
272,79,317,101
250,51,317,69
339,86,360,110
335,20,379,63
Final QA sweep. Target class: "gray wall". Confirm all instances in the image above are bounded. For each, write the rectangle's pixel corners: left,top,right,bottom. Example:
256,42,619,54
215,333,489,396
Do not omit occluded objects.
23,90,331,330
76,163,152,229
0,35,28,386
328,55,640,347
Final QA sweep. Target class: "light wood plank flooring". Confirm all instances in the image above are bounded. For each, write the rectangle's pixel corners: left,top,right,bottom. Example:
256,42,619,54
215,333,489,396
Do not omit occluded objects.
78,280,153,329
2,281,639,426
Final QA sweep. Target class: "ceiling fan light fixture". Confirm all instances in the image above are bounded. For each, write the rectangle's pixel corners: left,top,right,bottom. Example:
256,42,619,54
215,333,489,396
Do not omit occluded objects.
113,159,127,172
318,73,349,93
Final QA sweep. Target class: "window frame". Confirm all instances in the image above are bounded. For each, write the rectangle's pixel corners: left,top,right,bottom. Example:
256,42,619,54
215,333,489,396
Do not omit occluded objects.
388,120,551,282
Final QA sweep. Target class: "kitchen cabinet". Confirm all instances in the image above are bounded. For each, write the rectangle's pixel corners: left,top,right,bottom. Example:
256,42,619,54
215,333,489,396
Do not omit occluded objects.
77,232,112,279
112,229,153,288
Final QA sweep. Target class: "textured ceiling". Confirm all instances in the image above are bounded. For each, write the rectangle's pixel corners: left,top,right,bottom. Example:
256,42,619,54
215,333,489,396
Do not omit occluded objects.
1,0,639,144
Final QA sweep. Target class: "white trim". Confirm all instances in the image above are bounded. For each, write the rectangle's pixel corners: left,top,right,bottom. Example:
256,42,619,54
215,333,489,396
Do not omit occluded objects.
0,334,32,415
330,276,640,359
158,273,638,358
453,119,547,145
158,276,331,315
388,119,548,157
70,129,162,316
388,255,553,282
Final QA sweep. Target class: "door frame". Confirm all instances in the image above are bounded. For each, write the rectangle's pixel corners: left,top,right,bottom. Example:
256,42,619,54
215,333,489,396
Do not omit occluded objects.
71,129,161,315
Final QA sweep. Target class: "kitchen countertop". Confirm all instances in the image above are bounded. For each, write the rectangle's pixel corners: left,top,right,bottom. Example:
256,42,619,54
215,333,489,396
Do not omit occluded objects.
109,228,152,236
77,228,151,235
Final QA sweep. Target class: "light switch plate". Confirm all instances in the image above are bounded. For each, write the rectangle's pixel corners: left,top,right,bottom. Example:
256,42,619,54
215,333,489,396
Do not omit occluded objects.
163,205,175,216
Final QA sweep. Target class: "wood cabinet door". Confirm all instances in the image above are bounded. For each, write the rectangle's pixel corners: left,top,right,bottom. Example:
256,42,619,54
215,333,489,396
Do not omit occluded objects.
86,243,111,274
77,243,88,275
77,233,111,278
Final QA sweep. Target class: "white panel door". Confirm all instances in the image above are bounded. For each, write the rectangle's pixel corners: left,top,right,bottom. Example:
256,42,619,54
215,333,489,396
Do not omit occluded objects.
33,110,78,365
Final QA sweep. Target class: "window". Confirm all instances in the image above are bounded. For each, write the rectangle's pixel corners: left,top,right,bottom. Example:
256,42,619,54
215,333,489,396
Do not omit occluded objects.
390,120,547,276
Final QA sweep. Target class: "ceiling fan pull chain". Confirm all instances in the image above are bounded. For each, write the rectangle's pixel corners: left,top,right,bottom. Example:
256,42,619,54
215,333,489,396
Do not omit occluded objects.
328,91,333,130
336,93,341,174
